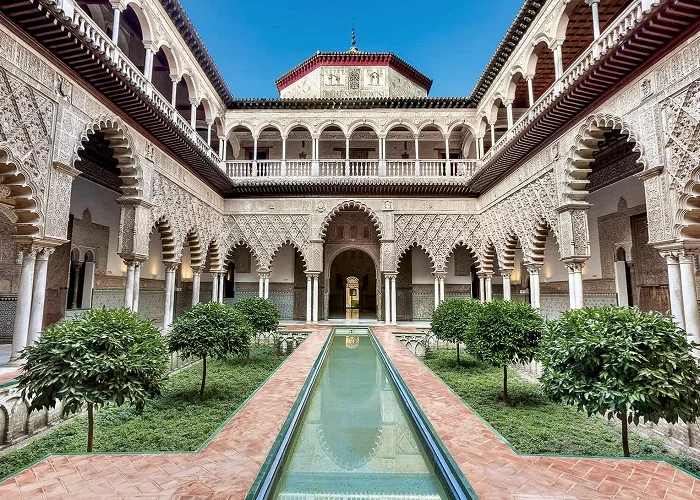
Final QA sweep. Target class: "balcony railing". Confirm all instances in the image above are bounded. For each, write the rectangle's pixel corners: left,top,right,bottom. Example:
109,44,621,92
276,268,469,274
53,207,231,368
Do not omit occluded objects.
225,159,480,179
478,0,646,167
57,0,220,164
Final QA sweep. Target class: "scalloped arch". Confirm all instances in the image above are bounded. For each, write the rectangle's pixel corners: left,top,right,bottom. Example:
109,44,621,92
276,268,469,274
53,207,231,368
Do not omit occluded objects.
73,116,143,198
224,240,262,271
267,240,309,273
443,241,479,274
396,242,437,272
564,113,646,204
0,147,42,237
319,200,384,240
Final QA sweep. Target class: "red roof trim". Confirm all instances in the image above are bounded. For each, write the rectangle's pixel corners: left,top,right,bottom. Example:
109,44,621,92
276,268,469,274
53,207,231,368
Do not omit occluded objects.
275,53,433,93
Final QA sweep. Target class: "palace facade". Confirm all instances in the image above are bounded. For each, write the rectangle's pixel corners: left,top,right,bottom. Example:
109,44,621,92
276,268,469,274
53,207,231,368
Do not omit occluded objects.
1,0,699,364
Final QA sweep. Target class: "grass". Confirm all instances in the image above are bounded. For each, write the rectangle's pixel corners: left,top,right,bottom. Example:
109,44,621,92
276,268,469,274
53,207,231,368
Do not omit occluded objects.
423,349,700,476
0,347,285,480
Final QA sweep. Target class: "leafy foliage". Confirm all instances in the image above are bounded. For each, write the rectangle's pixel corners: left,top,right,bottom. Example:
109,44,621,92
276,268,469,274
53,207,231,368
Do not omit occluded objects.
0,349,284,480
539,306,700,456
232,297,280,335
431,299,481,362
169,302,252,396
468,300,544,403
18,307,169,451
424,349,700,475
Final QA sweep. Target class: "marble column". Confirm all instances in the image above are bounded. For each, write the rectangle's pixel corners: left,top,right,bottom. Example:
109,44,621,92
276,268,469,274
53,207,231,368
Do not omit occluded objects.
306,274,312,323
132,262,141,313
478,274,486,304
312,274,319,323
68,260,83,309
390,274,397,326
663,252,685,328
565,262,585,309
526,75,534,107
414,135,420,175
211,271,219,302
439,274,445,303
163,263,178,329
506,100,514,129
484,273,493,302
567,266,575,309
28,248,53,346
191,269,202,306
679,251,700,343
124,260,136,310
385,274,391,325
263,273,270,299
490,123,496,146
588,0,601,39
501,271,512,300
434,275,439,310
10,247,38,362
111,6,121,44
527,265,541,310
281,136,287,176
218,273,225,303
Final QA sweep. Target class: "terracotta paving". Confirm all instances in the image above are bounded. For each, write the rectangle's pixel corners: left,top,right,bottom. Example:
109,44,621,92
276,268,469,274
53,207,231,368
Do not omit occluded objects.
373,325,700,500
0,368,21,385
1,323,698,499
0,325,331,499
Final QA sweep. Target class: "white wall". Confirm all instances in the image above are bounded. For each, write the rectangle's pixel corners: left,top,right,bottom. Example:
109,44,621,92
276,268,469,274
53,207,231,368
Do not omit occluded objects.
270,244,295,283
69,178,123,276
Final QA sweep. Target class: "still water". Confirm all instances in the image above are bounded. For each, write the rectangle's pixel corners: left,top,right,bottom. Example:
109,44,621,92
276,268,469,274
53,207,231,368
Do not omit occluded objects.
271,328,450,499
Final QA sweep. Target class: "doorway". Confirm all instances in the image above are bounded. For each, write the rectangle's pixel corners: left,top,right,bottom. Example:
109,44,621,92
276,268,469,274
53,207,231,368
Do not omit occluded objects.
328,249,377,319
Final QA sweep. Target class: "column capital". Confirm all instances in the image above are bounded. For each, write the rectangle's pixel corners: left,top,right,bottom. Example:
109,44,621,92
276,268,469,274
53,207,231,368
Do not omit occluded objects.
170,74,182,84
564,261,585,273
258,271,270,279
678,250,698,264
188,97,201,107
164,261,180,272
36,247,55,260
586,0,600,5
524,74,534,81
305,271,321,278
525,263,542,275
500,270,512,279
190,265,205,275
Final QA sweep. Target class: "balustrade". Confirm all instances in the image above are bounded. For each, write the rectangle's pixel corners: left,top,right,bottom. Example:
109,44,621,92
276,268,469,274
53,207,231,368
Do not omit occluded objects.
59,0,220,163
478,0,645,168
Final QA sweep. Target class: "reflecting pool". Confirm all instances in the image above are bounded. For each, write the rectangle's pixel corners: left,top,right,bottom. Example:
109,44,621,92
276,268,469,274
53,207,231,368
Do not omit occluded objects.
271,328,450,499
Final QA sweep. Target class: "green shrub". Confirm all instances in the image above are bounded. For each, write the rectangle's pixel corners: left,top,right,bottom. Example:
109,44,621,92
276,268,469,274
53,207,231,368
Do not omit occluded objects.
169,302,252,396
539,306,700,457
469,300,544,404
431,298,481,363
18,307,169,451
232,297,280,334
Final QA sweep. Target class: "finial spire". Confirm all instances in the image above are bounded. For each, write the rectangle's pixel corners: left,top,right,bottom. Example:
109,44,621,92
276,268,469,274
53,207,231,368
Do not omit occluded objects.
349,26,358,53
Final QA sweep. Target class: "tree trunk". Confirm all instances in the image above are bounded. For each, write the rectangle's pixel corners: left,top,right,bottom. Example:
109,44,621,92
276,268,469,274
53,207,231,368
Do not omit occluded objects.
87,403,94,452
456,343,460,364
503,366,508,405
621,410,630,457
200,356,207,397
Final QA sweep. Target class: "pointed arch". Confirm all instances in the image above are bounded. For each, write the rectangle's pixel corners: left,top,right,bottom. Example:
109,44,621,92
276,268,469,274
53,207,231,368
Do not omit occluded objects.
73,116,142,198
319,200,383,240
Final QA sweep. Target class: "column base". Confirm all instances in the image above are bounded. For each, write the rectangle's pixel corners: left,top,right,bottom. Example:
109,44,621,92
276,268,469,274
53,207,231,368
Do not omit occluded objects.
5,356,24,367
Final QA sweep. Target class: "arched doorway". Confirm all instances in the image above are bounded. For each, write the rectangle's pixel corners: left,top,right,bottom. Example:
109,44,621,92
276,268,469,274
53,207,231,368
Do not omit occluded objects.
328,249,377,319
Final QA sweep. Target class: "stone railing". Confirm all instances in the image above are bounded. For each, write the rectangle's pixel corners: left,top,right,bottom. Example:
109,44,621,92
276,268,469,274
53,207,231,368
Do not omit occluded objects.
53,0,220,165
225,159,480,180
252,329,310,355
479,0,646,166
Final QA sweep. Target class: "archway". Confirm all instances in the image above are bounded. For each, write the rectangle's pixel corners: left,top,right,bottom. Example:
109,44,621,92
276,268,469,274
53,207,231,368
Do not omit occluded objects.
328,249,377,319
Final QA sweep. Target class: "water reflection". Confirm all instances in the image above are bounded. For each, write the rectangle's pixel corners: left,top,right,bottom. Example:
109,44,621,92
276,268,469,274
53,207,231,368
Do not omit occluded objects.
272,330,448,499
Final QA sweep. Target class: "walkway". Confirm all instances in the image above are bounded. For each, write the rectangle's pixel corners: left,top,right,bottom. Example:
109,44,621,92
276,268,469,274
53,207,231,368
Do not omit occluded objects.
0,324,697,498
374,326,699,499
0,326,330,499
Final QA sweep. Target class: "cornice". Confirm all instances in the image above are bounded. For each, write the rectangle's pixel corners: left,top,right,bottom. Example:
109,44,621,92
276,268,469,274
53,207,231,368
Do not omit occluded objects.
228,97,474,110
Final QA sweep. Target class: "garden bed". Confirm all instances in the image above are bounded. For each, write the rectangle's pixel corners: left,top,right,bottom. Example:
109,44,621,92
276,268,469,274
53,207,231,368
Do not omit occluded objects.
0,347,284,480
423,349,700,476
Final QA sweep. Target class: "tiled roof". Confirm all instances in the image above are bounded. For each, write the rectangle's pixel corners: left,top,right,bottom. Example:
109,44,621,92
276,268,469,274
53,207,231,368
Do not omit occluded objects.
275,52,433,93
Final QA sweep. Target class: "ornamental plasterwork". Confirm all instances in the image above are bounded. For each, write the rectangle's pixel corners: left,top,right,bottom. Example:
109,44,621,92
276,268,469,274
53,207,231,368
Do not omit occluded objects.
393,214,479,272
221,214,311,272
149,173,222,262
0,67,55,232
480,171,559,264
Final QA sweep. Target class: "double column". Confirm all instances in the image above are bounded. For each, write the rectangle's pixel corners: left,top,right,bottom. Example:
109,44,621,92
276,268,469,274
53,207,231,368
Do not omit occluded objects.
384,273,397,325
564,261,585,309
123,258,144,313
305,272,319,323
210,270,225,303
258,271,270,299
433,272,445,309
501,270,512,300
662,249,700,344
10,246,55,364
163,262,180,329
526,264,542,310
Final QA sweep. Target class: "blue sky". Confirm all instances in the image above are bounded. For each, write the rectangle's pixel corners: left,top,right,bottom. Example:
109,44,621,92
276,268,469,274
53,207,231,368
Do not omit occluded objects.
179,0,526,98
